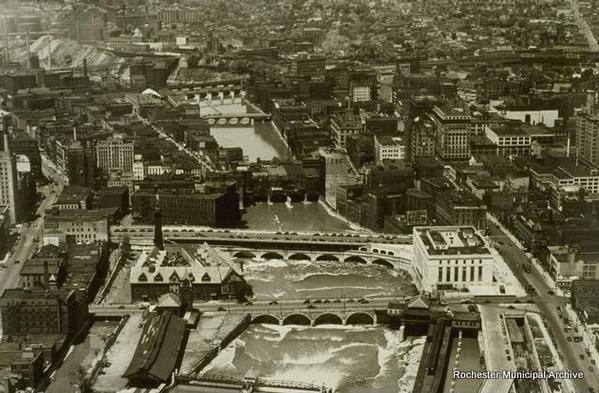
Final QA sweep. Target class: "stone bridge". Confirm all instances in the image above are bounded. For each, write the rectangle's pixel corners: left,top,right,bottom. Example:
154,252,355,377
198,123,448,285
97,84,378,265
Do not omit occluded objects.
203,112,272,126
250,309,378,326
223,247,412,271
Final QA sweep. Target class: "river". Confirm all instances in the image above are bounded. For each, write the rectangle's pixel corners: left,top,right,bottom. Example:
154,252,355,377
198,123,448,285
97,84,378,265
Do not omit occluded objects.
203,324,425,393
243,202,353,232
202,100,422,393
243,257,416,301
202,99,290,162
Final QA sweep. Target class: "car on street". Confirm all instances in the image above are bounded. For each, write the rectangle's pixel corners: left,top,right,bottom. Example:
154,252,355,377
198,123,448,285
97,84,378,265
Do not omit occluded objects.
306,304,316,309
303,299,311,304
567,336,572,342
268,300,278,305
580,354,585,360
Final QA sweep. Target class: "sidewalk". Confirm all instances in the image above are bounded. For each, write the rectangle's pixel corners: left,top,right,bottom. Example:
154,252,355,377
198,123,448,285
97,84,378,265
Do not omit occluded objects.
565,304,599,369
486,213,561,295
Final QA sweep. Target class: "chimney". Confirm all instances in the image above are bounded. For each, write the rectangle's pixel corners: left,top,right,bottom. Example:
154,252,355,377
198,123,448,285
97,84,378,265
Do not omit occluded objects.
83,58,87,77
153,208,164,250
3,15,8,64
43,260,49,289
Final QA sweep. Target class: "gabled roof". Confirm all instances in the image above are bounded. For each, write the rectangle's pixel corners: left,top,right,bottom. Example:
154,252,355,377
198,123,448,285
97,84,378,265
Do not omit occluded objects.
157,292,181,309
123,312,186,383
408,294,430,309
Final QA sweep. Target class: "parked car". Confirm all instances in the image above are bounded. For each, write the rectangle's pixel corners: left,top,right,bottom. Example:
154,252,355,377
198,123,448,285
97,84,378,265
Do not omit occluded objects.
217,307,226,312
306,304,316,309
268,300,278,305
303,299,311,304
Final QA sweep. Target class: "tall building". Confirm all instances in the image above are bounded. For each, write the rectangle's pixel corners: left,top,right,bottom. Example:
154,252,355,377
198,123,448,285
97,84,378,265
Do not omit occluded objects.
408,117,436,163
330,111,363,149
430,104,472,160
9,131,41,179
96,136,134,174
0,112,17,224
412,226,495,291
576,110,599,167
319,148,359,209
66,139,96,187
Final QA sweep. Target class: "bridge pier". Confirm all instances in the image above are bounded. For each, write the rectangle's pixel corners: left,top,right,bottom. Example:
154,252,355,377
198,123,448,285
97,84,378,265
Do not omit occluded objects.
219,91,225,105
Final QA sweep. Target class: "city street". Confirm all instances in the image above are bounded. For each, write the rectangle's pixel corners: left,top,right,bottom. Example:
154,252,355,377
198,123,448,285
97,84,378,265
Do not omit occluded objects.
488,222,599,392
0,182,60,297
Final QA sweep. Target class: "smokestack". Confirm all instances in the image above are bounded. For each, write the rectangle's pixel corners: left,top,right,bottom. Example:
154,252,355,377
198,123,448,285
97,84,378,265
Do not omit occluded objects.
83,58,87,77
566,133,571,158
153,208,164,250
26,31,30,69
3,15,8,64
73,126,77,141
47,36,52,70
43,260,49,289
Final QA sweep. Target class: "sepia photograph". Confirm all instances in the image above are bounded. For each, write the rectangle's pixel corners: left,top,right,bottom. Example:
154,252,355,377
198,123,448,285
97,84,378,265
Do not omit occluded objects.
0,0,597,392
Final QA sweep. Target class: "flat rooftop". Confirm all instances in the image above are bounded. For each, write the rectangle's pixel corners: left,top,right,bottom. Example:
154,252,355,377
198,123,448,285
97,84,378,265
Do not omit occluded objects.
414,226,491,256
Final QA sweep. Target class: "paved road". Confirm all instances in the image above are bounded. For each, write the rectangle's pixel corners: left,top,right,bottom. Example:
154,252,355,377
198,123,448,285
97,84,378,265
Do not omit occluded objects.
0,183,59,296
488,222,598,392
570,0,599,51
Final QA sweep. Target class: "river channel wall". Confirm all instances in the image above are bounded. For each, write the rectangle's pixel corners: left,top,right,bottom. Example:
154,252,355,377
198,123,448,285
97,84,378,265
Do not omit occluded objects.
188,313,252,375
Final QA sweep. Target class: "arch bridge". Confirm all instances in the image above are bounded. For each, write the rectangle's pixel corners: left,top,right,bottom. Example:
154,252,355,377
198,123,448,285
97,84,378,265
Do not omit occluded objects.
202,112,272,126
226,248,410,271
251,309,377,326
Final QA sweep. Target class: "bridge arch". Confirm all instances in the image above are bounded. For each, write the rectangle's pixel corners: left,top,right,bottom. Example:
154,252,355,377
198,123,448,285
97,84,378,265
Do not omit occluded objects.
262,252,284,260
345,312,375,325
359,247,368,252
253,314,280,325
288,253,312,261
313,313,343,326
233,251,256,259
282,313,312,326
372,259,394,269
344,255,367,264
315,254,339,262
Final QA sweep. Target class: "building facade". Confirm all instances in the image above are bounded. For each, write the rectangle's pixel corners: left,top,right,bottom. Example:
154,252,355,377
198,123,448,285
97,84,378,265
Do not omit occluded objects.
129,244,249,302
0,112,17,224
0,288,88,337
374,135,405,164
577,111,599,167
430,105,472,160
96,137,134,173
412,226,495,291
